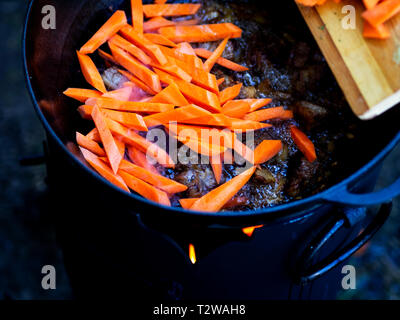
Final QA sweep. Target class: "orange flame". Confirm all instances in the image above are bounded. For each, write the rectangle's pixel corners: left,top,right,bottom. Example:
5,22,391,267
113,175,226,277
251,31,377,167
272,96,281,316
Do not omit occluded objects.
242,225,264,237
189,243,197,264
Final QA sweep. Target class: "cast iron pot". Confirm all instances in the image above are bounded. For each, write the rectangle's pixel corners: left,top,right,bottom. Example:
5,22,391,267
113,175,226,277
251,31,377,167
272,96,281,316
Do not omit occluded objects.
23,0,400,299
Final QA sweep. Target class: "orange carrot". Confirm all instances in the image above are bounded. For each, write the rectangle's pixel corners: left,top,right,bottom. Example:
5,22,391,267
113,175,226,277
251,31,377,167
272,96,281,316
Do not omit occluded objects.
142,3,201,17
143,16,175,32
79,147,130,192
160,23,242,43
254,140,282,164
96,97,174,113
228,118,271,131
76,51,107,93
159,45,203,70
119,171,171,206
175,135,227,157
217,78,225,86
118,69,158,95
179,198,198,209
219,83,242,105
290,126,317,162
190,166,256,212
154,68,221,112
280,110,294,120
175,18,200,26
80,10,127,54
106,118,175,168
109,34,152,64
63,88,102,103
91,105,123,174
194,48,249,71
155,0,168,4
86,128,101,142
150,83,189,106
76,132,106,156
109,42,161,93
222,100,250,118
233,137,254,164
101,109,148,131
243,106,286,122
239,98,272,112
102,86,133,101
203,38,229,72
127,146,159,174
112,159,187,194
131,0,143,34
120,25,168,65
362,0,400,27
144,33,177,47
363,21,390,39
98,49,119,66
149,59,192,83
211,154,223,184
363,0,380,10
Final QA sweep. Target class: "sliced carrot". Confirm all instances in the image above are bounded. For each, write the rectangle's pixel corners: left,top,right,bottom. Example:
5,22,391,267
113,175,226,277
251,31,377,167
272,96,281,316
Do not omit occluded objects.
239,98,272,112
219,83,242,105
194,48,249,71
76,51,107,93
109,42,161,93
244,106,286,122
179,198,198,209
102,86,132,101
290,126,317,162
229,118,272,131
149,59,192,82
86,128,101,142
363,0,380,10
143,16,175,32
98,49,119,66
80,10,127,54
127,146,159,174
106,118,175,168
175,18,200,26
179,113,231,127
91,105,123,174
175,135,226,157
117,159,187,194
363,21,390,39
115,138,126,158
131,0,143,34
155,0,168,4
96,97,174,113
154,68,221,112
79,147,130,192
109,34,152,65
203,38,229,72
217,78,225,86
159,23,242,43
144,33,177,47
118,69,158,95
143,4,201,18
101,109,148,131
362,0,400,27
280,110,294,120
120,24,168,65
144,104,211,127
211,154,223,184
150,83,189,106
76,132,106,156
222,100,250,118
119,171,171,206
254,140,282,164
190,166,256,212
63,88,102,103
159,45,203,70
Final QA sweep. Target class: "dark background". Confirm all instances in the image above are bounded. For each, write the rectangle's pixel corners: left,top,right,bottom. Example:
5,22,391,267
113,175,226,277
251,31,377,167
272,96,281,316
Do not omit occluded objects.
0,0,399,299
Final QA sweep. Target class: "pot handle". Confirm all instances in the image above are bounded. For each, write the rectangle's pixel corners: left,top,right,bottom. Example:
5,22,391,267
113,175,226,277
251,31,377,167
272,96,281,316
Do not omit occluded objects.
294,202,392,284
322,177,400,206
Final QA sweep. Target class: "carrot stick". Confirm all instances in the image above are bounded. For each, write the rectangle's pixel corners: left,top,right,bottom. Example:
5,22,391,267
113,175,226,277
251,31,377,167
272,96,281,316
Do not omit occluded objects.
91,105,123,174
233,137,254,164
98,49,119,66
143,16,175,32
109,34,152,65
203,38,229,72
179,198,198,209
194,48,249,71
109,42,161,93
131,0,143,34
106,118,175,168
154,68,221,112
243,106,286,122
143,4,201,18
92,97,174,113
217,78,225,86
80,10,127,54
290,126,317,162
144,104,211,127
175,18,200,26
76,51,107,93
363,21,390,39
150,83,189,106
115,138,126,158
102,86,132,102
175,135,227,157
280,110,294,120
144,33,177,47
118,69,158,95
86,128,101,142
238,98,272,112
117,159,187,194
63,88,102,103
254,140,282,164
149,59,192,82
79,147,130,192
242,225,263,237
76,132,106,156
101,109,148,131
155,0,168,4
219,83,242,105
362,0,400,27
159,45,203,70
127,146,159,174
228,118,272,131
119,171,171,206
190,166,256,212
363,0,380,10
120,25,168,65
211,154,223,184
159,23,242,43
222,100,250,118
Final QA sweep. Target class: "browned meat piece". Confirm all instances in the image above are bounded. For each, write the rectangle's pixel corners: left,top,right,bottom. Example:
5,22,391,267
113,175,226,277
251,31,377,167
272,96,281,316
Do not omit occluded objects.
294,101,328,130
289,42,310,68
174,164,217,198
286,156,320,199
101,67,128,90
